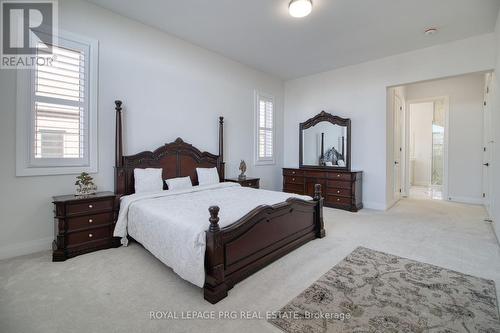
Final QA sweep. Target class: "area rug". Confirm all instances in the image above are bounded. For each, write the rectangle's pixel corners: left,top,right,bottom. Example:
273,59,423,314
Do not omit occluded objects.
269,247,500,333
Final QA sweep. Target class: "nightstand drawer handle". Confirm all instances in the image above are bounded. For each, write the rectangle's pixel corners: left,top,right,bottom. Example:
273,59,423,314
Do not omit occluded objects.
292,171,295,174
88,219,93,223
88,233,93,238
88,204,93,209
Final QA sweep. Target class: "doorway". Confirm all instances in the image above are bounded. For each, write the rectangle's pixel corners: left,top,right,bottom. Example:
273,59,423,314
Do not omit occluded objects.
407,98,448,200
389,72,489,206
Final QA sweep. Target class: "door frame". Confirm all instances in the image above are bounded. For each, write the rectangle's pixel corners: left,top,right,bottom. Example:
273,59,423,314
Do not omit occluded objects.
404,96,450,200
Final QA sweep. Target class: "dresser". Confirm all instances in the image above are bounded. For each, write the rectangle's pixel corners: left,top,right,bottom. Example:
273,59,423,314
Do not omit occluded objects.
52,192,121,261
225,177,260,189
283,168,363,212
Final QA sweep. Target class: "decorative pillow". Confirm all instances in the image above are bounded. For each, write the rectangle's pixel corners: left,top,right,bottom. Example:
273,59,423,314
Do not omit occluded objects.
134,168,163,193
196,167,220,186
165,176,193,191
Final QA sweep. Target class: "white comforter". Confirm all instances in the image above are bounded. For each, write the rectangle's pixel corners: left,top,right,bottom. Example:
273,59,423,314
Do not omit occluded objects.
114,182,311,287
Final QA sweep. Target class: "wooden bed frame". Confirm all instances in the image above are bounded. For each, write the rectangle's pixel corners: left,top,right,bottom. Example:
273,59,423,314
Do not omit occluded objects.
114,100,325,303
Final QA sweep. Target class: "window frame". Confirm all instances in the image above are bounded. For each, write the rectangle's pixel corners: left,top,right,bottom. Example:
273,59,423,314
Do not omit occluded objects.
254,90,275,166
16,30,98,176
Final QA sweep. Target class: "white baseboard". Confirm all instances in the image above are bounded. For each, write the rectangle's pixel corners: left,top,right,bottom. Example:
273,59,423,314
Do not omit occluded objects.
363,201,387,211
412,182,431,187
491,222,500,246
0,237,52,260
448,196,484,205
385,199,399,210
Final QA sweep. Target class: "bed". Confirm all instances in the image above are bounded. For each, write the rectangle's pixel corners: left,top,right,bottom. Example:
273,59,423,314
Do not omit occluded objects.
113,100,325,303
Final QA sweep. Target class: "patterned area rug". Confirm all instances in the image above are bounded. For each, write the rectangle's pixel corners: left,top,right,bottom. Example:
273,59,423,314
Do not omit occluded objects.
269,247,500,333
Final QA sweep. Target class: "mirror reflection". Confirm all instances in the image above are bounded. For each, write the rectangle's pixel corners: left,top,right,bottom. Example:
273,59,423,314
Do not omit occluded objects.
302,122,348,167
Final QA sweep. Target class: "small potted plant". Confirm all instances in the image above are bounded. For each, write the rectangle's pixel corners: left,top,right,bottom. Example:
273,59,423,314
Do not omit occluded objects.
75,172,97,196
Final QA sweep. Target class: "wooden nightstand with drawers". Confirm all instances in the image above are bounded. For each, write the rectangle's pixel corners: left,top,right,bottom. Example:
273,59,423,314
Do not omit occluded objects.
52,191,121,262
225,177,260,189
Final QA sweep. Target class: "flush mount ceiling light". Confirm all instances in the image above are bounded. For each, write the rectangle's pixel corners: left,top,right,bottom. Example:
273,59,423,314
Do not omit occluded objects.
424,27,438,36
289,0,313,18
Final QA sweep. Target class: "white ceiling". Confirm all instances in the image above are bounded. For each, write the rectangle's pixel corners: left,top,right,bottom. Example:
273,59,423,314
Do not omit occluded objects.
86,0,500,79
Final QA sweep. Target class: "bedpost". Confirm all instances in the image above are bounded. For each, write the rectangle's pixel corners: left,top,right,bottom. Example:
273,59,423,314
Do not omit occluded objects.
314,184,326,238
218,116,225,181
115,100,125,195
115,100,123,168
204,206,228,304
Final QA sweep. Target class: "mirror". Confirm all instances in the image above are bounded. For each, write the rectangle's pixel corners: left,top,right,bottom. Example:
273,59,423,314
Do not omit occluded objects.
299,111,351,170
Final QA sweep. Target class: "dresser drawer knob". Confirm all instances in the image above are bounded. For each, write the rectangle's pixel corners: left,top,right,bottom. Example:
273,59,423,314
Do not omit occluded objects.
292,171,295,174
247,183,252,186
88,233,93,238
292,178,295,181
88,204,93,209
88,218,93,223
337,174,341,177
337,190,340,194
337,198,340,202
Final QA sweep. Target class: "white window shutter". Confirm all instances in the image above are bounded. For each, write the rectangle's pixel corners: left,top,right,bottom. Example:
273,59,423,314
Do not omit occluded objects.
255,92,275,165
33,43,88,162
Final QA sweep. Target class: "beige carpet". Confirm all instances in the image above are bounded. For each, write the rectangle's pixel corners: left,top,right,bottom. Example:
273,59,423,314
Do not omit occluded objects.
270,247,500,332
1,199,500,333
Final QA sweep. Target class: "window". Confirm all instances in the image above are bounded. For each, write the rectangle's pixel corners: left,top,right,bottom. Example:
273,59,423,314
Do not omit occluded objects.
16,31,98,176
255,91,275,165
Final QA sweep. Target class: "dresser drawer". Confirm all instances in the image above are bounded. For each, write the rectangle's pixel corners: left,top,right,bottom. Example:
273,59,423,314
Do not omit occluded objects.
283,169,304,177
283,183,305,194
67,212,114,232
326,188,351,197
67,199,114,215
326,195,352,206
66,226,111,247
284,175,304,184
242,179,259,188
327,172,352,181
326,180,352,189
304,171,326,178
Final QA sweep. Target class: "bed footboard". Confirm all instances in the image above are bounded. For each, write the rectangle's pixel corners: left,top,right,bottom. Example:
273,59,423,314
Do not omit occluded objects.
204,184,325,304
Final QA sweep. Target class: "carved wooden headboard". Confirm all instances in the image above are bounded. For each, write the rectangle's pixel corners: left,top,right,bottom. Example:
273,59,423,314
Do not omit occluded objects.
114,101,225,196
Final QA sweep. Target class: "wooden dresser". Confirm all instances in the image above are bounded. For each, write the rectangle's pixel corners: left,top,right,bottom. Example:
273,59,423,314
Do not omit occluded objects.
283,168,363,212
52,192,121,261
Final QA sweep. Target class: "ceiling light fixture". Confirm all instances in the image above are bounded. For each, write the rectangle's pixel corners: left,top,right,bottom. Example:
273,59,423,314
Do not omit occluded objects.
289,0,313,18
424,27,438,36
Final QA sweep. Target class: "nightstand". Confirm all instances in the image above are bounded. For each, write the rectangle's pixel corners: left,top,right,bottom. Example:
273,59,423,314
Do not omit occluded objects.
225,177,260,189
52,191,121,262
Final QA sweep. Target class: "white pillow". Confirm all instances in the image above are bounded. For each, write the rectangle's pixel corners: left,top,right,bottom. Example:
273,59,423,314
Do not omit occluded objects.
196,167,220,186
134,168,163,193
165,176,193,191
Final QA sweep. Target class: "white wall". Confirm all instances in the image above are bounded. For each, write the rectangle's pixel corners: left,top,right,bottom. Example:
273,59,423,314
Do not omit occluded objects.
0,0,284,259
409,102,434,186
284,33,496,210
405,74,486,203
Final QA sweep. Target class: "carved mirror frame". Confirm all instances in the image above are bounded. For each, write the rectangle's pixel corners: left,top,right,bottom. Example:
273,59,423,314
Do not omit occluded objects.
299,111,351,171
